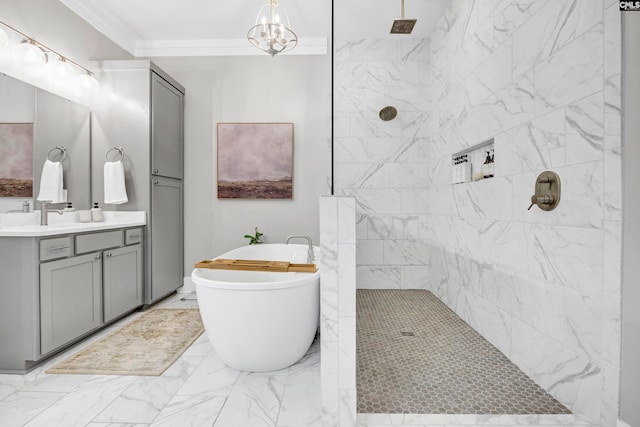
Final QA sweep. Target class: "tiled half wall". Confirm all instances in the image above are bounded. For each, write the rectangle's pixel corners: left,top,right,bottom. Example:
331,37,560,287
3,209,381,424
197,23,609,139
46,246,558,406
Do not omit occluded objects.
320,196,357,427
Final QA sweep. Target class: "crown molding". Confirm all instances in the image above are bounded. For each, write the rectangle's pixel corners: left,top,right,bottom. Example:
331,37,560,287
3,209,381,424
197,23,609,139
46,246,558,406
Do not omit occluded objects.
60,0,139,55
61,0,327,57
135,37,327,57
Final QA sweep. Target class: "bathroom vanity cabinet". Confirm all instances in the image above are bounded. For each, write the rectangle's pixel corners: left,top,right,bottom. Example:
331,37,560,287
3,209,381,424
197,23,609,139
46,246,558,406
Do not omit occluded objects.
91,60,184,306
0,227,143,373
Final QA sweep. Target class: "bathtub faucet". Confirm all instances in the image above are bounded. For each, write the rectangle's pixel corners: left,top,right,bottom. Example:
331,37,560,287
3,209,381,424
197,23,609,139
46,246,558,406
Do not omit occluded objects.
286,234,315,264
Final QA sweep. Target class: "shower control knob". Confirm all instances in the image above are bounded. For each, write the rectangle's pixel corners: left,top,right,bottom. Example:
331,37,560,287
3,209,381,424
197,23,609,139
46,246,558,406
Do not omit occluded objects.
528,194,555,210
528,170,561,211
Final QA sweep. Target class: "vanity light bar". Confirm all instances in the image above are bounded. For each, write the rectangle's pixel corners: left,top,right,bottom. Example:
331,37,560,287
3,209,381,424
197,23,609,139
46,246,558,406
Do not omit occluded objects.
0,20,98,85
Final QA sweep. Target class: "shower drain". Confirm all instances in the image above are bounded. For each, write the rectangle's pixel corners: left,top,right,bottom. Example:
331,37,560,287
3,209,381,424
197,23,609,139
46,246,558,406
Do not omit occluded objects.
400,331,415,336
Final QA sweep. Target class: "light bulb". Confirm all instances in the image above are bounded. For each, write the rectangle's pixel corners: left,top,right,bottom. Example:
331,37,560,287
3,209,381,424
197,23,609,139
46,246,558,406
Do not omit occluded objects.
54,57,75,79
77,72,99,91
16,40,47,65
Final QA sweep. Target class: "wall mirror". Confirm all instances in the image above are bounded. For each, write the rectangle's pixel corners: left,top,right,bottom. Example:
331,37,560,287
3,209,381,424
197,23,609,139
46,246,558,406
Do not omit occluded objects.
0,73,91,211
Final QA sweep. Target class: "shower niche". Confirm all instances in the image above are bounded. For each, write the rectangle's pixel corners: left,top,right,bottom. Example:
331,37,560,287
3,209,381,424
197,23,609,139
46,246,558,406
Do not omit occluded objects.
451,138,495,184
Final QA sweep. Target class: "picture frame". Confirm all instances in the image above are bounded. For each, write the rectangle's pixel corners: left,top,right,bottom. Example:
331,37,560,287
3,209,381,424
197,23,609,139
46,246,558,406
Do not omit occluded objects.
217,122,293,199
0,123,34,197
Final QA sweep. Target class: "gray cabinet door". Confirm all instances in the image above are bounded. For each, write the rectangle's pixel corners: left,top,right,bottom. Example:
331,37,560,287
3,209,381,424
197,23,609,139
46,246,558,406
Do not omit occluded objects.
151,72,183,179
40,252,102,355
150,177,183,302
103,244,143,323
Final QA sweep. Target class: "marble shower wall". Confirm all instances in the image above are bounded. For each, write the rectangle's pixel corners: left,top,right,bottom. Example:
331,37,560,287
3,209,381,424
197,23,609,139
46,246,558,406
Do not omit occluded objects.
333,1,622,426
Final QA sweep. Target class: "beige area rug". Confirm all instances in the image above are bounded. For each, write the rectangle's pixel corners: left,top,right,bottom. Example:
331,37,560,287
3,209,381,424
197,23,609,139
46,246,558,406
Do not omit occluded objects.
46,308,204,376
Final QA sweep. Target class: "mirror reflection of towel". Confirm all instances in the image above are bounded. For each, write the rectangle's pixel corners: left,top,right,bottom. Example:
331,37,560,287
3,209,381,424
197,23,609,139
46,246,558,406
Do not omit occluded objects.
37,159,64,202
104,160,128,204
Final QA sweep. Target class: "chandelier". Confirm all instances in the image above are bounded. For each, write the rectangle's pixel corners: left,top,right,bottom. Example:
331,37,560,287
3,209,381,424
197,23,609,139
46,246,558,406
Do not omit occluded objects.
247,0,298,57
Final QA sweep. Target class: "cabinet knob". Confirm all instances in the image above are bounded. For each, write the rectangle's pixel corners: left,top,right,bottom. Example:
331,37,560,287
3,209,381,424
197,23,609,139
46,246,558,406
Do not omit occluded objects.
94,254,101,260
153,169,159,174
106,252,112,257
153,180,159,185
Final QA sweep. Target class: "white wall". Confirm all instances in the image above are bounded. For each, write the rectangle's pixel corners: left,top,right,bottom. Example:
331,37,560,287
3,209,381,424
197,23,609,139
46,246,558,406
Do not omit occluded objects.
151,56,331,273
0,3,331,282
334,1,622,425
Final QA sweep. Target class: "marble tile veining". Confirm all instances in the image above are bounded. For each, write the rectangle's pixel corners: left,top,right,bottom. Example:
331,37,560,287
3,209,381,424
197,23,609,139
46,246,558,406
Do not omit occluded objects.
0,294,322,427
335,0,622,426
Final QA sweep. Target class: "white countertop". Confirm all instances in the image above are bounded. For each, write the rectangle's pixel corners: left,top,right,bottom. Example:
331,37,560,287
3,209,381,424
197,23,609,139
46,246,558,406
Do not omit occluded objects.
0,211,146,237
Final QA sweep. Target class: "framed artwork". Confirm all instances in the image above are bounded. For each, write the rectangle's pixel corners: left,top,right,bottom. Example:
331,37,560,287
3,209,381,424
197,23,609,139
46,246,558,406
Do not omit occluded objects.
0,123,33,197
217,122,293,199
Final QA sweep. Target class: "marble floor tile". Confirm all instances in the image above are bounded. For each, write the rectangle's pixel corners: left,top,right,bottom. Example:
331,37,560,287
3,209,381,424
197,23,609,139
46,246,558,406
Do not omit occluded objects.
86,423,150,427
277,349,322,427
0,391,64,426
92,375,188,424
23,376,136,427
0,294,322,427
175,351,241,397
150,394,226,427
20,373,92,393
213,372,288,427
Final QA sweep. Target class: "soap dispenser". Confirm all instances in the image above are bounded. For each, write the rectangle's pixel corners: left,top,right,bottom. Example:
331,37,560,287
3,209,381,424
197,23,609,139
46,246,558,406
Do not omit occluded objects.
488,149,495,178
91,202,104,222
482,151,491,178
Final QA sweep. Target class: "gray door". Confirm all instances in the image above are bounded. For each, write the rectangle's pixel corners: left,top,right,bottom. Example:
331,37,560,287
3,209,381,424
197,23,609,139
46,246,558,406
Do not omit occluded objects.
151,72,183,179
40,252,102,355
103,244,143,323
150,177,183,302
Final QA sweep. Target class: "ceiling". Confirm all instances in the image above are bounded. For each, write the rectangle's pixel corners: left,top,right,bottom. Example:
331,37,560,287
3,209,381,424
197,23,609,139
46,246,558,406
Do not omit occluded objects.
59,0,449,57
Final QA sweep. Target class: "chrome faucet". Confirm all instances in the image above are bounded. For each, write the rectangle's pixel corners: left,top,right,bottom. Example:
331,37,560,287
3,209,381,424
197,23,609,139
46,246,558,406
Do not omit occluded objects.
286,234,315,264
40,201,63,225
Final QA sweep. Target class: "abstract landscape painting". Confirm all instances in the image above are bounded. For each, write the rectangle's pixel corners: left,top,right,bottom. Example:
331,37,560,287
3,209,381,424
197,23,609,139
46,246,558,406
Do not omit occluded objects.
217,123,293,199
0,123,33,197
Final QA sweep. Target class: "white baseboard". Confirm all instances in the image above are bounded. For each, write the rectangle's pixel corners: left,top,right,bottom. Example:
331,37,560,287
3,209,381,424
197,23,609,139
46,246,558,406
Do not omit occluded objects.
179,276,195,294
618,419,632,427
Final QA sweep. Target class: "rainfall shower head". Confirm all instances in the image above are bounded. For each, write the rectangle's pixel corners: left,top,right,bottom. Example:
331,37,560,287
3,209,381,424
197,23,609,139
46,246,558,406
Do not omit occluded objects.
390,0,416,34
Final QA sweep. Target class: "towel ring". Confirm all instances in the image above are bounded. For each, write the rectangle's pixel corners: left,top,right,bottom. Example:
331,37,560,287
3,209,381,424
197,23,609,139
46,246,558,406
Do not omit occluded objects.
105,146,124,162
46,146,67,163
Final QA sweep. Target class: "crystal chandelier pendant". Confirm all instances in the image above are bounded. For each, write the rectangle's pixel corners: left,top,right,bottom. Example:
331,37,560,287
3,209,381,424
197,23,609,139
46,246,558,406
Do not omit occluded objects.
247,0,297,56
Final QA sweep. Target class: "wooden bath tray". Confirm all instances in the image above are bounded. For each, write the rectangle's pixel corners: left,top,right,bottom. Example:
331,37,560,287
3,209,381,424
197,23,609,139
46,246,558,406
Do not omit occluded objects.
194,258,317,273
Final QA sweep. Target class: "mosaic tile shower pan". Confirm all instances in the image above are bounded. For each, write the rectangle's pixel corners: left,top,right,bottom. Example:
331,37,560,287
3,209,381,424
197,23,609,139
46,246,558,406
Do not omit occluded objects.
356,289,571,415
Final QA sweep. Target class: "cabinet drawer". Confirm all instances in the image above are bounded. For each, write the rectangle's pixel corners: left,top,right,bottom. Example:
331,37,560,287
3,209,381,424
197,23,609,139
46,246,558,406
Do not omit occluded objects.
75,230,123,254
125,228,143,245
40,237,73,261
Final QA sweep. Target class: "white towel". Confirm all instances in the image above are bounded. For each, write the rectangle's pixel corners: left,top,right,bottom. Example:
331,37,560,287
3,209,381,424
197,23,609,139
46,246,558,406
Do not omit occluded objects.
37,159,64,203
104,160,128,204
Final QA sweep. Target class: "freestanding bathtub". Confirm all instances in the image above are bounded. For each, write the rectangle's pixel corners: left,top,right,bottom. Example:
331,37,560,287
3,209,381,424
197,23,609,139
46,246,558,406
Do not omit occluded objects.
191,243,320,372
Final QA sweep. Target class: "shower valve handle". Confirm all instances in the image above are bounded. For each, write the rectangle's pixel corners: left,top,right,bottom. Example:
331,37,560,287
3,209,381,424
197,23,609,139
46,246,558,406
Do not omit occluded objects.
528,194,555,210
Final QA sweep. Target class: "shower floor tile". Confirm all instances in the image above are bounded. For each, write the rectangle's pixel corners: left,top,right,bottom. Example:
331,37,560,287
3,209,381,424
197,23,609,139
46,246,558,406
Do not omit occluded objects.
356,289,572,415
